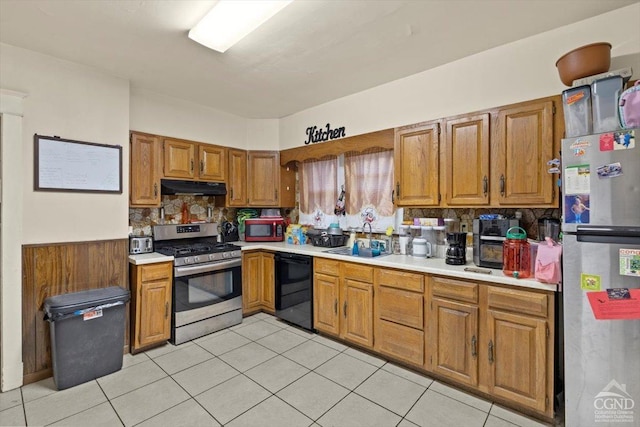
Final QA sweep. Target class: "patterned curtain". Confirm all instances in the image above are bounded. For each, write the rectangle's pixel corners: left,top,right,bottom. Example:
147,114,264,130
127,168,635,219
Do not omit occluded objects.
299,157,338,227
344,148,395,229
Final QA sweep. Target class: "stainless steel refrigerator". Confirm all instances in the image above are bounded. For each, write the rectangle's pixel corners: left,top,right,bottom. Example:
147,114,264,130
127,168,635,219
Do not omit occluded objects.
561,129,640,427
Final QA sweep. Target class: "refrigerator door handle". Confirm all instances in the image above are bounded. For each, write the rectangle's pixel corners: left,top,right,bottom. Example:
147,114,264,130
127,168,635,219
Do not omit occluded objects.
576,225,640,245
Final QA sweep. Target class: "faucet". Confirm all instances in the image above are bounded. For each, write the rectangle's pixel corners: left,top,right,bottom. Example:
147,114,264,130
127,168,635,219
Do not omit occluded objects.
363,222,373,246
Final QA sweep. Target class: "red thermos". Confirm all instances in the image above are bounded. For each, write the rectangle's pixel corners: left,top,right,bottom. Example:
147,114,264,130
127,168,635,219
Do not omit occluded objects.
502,227,531,279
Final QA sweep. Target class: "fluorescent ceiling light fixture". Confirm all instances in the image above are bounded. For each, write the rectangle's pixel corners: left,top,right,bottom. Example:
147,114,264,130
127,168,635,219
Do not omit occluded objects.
189,0,293,53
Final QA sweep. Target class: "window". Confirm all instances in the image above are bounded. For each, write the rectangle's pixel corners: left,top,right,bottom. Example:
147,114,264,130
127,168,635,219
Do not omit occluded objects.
298,149,395,231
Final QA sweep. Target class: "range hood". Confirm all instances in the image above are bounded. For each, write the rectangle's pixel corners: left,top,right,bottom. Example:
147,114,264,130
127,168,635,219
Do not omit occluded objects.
160,179,227,196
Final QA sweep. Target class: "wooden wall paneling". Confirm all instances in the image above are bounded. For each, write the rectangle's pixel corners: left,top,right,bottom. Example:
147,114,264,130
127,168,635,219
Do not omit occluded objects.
22,239,129,385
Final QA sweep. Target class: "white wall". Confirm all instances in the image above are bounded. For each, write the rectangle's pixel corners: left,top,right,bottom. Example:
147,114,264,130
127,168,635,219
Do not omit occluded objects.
0,89,26,391
0,43,130,390
279,4,640,149
0,43,130,244
130,88,249,149
246,119,280,150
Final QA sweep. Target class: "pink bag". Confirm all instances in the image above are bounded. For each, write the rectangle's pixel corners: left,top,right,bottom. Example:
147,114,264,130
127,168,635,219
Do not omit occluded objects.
619,80,640,129
535,238,562,285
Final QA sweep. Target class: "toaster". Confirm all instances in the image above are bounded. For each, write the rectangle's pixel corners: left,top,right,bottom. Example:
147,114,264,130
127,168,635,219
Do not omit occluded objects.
129,236,153,254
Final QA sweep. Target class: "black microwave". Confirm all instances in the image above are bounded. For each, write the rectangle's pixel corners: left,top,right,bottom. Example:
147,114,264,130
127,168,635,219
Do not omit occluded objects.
472,219,519,268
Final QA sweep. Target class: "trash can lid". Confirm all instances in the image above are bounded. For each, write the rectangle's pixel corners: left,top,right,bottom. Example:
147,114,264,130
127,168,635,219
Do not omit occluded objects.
44,286,130,316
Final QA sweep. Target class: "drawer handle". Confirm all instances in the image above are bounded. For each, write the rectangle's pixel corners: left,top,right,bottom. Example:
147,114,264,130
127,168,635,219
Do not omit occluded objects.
200,160,204,173
471,335,477,357
191,159,194,172
488,340,494,364
343,301,347,318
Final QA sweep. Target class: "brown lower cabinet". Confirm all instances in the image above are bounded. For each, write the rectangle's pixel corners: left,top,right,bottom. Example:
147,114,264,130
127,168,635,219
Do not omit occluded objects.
242,251,275,314
312,259,555,421
130,261,172,353
313,259,374,348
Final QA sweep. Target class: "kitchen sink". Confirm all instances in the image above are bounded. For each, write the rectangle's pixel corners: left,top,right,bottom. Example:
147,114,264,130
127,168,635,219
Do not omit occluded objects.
324,247,389,258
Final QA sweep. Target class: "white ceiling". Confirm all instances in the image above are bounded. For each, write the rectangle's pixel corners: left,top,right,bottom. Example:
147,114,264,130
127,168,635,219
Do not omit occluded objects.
0,0,636,119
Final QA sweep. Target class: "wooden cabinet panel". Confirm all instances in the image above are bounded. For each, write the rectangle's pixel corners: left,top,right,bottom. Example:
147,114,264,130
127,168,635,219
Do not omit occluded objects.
315,258,340,276
261,253,275,312
374,268,424,292
487,286,548,318
314,273,340,335
394,122,440,206
137,279,171,348
443,114,490,206
242,252,262,313
248,151,280,206
199,144,226,181
343,263,373,283
430,297,478,386
493,100,554,205
164,139,195,179
341,279,373,348
377,286,423,330
375,320,424,366
486,309,547,413
130,132,161,207
431,276,478,303
227,149,248,206
279,163,297,207
131,261,172,353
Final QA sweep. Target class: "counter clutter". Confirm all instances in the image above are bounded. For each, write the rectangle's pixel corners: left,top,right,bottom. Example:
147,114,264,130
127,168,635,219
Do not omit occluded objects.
233,241,558,292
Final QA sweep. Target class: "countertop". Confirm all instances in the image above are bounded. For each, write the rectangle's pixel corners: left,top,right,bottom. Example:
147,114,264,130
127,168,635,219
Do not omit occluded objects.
235,241,558,292
128,252,174,265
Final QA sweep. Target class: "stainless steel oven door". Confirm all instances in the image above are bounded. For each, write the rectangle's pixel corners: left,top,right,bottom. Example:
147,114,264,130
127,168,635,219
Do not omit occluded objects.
478,236,505,268
173,258,242,327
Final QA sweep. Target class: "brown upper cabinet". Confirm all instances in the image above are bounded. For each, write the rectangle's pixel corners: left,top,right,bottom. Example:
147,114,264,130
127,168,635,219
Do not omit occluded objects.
247,150,297,207
492,100,555,206
227,149,248,207
394,121,440,206
442,114,490,206
130,132,162,207
163,138,227,182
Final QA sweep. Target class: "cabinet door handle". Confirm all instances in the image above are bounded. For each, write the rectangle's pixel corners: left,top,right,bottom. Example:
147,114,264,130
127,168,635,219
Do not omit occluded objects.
154,183,158,198
230,187,234,199
499,175,505,196
482,176,488,196
343,301,347,318
391,189,395,204
165,302,169,319
200,160,204,173
471,335,477,357
488,340,494,364
334,299,337,315
191,159,194,172
396,183,400,198
275,188,278,200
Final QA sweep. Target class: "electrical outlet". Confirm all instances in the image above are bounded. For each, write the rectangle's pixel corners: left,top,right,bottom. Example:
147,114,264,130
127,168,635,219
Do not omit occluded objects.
461,222,468,233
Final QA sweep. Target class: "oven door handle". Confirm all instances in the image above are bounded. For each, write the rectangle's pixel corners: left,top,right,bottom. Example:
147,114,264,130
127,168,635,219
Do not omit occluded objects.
174,259,241,277
479,236,506,242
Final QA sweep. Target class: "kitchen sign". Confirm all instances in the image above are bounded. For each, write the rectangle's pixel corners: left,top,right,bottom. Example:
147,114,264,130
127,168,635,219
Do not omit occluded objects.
305,123,346,145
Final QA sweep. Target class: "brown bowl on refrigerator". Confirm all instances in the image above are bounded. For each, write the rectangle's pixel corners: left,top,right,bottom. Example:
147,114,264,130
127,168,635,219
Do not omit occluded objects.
555,42,611,86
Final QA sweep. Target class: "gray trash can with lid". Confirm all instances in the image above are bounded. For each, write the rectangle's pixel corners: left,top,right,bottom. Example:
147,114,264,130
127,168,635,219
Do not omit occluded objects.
44,286,130,390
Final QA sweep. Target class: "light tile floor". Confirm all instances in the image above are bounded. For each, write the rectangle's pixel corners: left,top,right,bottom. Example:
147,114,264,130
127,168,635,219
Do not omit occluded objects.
0,313,554,427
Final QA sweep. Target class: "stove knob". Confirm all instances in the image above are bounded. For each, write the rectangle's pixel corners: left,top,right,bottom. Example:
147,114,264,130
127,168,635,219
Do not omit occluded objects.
223,252,230,259
184,257,193,264
209,254,216,261
194,256,201,263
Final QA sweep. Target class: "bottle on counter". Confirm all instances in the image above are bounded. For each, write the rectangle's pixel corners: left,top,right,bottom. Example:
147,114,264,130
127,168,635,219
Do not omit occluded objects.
181,202,189,224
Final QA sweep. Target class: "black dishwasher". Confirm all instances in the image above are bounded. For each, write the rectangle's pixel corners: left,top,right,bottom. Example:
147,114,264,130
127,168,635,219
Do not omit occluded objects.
274,253,314,331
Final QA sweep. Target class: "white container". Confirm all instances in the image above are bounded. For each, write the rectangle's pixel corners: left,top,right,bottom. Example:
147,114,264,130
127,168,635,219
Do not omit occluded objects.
399,236,409,255
412,238,430,258
592,75,623,133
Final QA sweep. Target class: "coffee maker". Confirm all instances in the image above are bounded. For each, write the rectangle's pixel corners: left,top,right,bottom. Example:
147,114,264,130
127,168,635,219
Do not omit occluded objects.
445,232,467,265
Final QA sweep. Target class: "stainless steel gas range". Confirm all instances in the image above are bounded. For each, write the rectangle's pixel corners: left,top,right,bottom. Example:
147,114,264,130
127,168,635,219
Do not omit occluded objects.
153,223,242,345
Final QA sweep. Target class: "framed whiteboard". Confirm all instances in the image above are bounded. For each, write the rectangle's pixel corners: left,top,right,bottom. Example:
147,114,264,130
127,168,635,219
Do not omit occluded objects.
34,134,123,193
